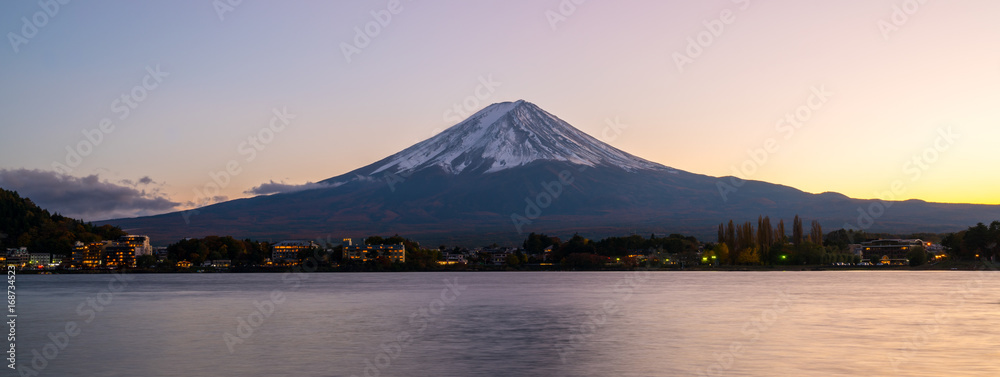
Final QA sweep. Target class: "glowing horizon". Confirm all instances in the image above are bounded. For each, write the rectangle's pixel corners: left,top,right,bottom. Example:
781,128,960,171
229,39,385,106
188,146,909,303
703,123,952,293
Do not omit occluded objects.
1,0,998,221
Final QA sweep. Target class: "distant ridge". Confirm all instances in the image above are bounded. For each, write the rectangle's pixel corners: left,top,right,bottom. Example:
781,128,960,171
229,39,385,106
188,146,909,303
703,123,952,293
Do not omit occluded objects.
103,100,1000,246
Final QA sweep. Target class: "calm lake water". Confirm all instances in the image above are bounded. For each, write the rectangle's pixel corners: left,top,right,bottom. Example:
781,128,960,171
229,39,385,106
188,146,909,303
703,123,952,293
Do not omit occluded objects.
10,271,1000,377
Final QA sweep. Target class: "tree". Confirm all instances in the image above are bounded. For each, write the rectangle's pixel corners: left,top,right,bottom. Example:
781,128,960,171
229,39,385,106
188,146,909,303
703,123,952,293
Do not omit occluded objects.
908,246,927,267
793,215,803,246
136,254,158,269
737,246,761,265
775,219,787,244
810,220,823,245
941,231,968,259
506,253,521,267
712,243,730,265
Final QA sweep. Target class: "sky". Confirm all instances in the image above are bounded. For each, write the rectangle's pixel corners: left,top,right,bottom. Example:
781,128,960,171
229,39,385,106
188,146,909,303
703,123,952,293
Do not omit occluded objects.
1,0,999,221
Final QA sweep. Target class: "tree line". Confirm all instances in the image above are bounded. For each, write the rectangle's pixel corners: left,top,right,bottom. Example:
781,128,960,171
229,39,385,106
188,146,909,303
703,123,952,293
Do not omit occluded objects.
0,188,125,256
941,221,1000,261
711,215,859,265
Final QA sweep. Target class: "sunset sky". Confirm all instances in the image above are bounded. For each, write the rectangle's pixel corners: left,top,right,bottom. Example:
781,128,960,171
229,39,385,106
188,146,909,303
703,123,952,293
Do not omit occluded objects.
2,0,999,220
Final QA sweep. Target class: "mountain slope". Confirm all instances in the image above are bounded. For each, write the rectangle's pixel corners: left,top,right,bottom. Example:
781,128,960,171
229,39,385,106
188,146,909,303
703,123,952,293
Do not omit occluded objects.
0,188,125,253
102,100,1000,246
323,100,666,183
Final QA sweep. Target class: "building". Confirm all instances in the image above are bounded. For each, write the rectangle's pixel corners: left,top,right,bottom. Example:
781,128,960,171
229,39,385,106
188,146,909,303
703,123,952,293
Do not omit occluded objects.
489,250,508,265
342,239,405,263
69,235,154,269
104,242,137,268
119,235,153,257
272,240,318,264
859,239,923,265
438,253,466,265
208,260,231,268
5,248,28,267
72,242,105,269
28,253,50,266
153,246,169,260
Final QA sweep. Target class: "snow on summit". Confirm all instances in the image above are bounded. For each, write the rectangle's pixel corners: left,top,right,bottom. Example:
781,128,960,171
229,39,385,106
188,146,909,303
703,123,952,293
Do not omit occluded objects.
370,100,667,175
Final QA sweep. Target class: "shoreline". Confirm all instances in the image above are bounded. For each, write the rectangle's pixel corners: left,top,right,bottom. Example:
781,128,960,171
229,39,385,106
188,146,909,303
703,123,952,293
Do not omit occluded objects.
13,259,996,274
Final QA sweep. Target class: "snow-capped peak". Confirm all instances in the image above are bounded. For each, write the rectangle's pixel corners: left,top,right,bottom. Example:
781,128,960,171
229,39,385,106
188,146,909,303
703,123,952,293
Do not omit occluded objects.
369,100,668,175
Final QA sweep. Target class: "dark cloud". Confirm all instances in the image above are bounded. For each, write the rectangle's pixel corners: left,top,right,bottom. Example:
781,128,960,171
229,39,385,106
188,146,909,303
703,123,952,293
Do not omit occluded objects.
182,195,229,208
0,169,179,221
244,180,331,195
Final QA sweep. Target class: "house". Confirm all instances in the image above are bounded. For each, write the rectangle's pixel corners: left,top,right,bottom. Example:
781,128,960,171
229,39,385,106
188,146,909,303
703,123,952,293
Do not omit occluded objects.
72,242,105,268
438,253,466,265
5,248,28,267
272,240,318,265
343,239,405,263
859,239,923,265
29,252,50,266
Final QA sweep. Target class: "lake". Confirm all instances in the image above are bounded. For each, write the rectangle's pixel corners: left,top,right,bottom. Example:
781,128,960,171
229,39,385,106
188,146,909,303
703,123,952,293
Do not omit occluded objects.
11,271,1000,376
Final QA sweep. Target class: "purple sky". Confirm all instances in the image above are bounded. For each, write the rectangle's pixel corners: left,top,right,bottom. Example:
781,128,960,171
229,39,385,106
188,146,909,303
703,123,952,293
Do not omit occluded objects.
1,0,998,220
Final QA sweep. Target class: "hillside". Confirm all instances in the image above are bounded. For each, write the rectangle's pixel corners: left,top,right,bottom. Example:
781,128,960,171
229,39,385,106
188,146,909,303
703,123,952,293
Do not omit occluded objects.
0,188,125,255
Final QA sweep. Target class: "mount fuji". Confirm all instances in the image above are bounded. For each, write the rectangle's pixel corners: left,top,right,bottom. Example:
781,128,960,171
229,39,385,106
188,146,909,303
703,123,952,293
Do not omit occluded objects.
105,100,999,245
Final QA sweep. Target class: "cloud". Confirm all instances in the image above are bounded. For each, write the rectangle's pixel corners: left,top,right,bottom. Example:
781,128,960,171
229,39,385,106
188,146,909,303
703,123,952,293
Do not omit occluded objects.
244,180,333,195
0,169,179,221
182,195,229,208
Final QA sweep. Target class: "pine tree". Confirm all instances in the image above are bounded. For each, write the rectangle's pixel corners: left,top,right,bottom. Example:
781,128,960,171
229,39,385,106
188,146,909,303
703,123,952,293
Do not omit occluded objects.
810,220,823,245
793,215,803,246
